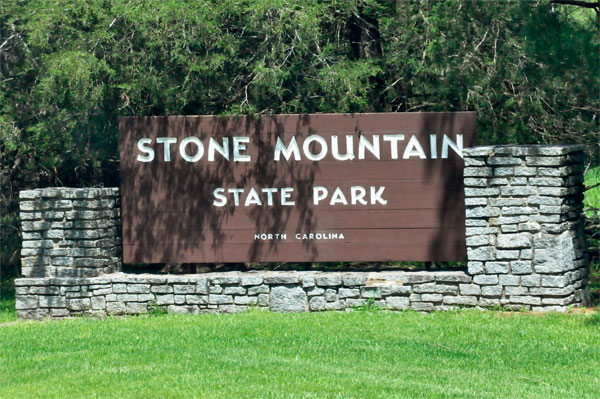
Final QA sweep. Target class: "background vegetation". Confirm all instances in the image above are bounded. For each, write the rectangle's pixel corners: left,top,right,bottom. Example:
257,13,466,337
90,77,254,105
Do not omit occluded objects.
1,1,598,293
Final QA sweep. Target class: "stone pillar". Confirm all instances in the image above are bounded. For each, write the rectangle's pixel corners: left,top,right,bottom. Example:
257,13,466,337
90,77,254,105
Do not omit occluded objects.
463,145,589,311
19,188,121,278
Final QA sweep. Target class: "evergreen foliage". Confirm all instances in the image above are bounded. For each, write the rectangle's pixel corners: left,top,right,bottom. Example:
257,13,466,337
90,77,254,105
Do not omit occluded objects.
1,0,598,279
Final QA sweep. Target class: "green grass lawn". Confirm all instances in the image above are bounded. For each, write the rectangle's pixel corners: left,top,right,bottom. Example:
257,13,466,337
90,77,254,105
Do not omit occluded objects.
0,309,598,399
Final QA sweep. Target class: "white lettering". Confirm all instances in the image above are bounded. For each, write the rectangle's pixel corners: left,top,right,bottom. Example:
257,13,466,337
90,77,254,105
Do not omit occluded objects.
351,186,368,205
227,188,244,206
212,188,227,207
208,137,229,161
403,135,426,159
179,137,204,162
331,135,355,161
430,134,437,159
233,136,251,162
281,187,295,206
313,186,328,205
156,137,177,162
261,188,278,206
442,134,463,158
382,134,405,159
370,186,387,205
244,188,262,206
274,137,301,161
303,135,328,161
136,138,155,162
330,187,348,206
358,134,380,160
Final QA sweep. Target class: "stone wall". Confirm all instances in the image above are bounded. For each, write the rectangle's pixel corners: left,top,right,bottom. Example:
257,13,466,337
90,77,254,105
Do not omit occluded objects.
14,145,590,319
15,271,476,319
463,145,589,310
19,188,121,278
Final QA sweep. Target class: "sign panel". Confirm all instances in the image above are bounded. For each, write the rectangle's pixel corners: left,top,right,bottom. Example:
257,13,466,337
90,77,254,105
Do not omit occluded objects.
119,113,476,263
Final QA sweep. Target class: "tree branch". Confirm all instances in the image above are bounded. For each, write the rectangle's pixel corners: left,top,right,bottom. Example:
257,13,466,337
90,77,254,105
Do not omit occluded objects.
550,0,600,10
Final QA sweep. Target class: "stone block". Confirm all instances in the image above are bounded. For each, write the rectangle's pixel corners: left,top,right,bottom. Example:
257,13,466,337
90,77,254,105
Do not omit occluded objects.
172,285,196,294
248,285,269,295
509,296,541,305
174,295,186,305
346,298,367,308
264,275,299,284
137,294,154,302
481,286,502,297
116,294,137,302
467,247,495,261
464,187,500,197
16,296,38,310
315,275,342,286
501,225,518,233
421,294,443,302
435,273,472,283
465,227,498,236
488,156,522,166
498,275,520,286
209,285,223,294
270,286,308,312
91,296,106,310
491,167,515,176
412,283,436,294
541,276,568,288
258,294,269,307
338,288,360,298
473,275,498,285
241,275,263,286
68,298,91,311
496,250,520,260
151,285,173,294
301,276,315,288
403,274,435,284
234,296,257,305
525,157,564,166
485,262,509,274
464,167,493,177
465,198,488,206
443,296,477,306
468,261,484,274
209,294,233,305
324,289,338,302
529,286,574,296
411,302,435,311
29,286,60,295
435,285,459,295
128,284,151,294
533,233,575,274
223,286,246,295
342,274,366,286
466,207,500,218
210,276,240,285
360,287,382,298
386,296,409,310
459,284,481,296
500,187,537,196
520,275,541,287
156,294,175,305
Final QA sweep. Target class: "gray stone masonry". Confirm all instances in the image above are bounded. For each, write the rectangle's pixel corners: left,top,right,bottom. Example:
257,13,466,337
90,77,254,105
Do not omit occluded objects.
19,188,121,278
15,145,591,319
15,271,476,319
463,145,589,311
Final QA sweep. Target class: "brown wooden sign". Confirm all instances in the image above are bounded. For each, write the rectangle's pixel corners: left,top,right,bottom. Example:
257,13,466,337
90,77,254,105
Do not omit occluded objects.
119,113,476,264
